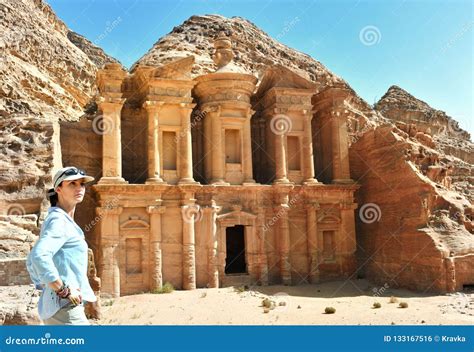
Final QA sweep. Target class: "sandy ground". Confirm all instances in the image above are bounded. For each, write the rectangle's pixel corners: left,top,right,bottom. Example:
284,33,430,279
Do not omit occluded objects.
99,280,473,325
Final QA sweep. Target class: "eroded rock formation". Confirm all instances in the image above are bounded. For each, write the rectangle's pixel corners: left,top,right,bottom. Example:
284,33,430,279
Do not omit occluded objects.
0,0,472,317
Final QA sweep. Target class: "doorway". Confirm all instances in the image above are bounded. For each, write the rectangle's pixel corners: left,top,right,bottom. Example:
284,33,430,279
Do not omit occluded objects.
225,225,246,274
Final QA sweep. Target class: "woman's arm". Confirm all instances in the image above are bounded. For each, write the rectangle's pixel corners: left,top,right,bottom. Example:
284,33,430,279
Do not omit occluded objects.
27,216,68,285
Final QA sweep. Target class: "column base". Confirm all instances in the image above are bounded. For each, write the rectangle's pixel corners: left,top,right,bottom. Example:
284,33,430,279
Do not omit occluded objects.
210,179,230,186
332,178,355,184
146,177,165,184
98,177,128,185
273,178,291,185
303,178,320,185
178,178,199,185
243,179,258,186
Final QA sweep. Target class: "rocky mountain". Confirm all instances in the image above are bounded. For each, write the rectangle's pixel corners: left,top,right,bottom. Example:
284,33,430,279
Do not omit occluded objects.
0,0,118,215
67,30,121,69
0,0,472,312
135,14,381,125
375,85,473,200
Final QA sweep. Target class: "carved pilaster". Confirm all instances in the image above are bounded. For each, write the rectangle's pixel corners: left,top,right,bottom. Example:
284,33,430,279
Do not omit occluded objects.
96,206,123,297
202,201,221,288
143,101,165,184
181,195,198,290
147,204,166,291
306,202,320,283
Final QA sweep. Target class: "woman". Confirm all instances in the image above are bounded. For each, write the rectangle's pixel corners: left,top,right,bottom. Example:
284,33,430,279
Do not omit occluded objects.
27,166,97,325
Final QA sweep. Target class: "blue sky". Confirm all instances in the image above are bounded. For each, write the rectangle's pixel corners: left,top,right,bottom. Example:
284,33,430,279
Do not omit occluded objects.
47,0,473,136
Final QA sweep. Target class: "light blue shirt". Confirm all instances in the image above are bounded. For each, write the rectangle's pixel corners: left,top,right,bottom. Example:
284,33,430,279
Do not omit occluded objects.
26,206,97,320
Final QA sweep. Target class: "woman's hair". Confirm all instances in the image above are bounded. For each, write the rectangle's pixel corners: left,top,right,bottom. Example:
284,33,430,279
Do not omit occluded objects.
47,182,61,206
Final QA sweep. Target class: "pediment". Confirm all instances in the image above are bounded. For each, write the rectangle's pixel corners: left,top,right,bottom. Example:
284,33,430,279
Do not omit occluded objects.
255,64,316,99
120,218,150,230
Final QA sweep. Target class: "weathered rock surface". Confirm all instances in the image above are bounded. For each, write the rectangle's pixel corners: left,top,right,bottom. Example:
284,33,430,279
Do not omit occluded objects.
0,1,471,317
67,30,121,69
350,125,473,292
0,0,115,211
0,285,40,325
375,85,473,201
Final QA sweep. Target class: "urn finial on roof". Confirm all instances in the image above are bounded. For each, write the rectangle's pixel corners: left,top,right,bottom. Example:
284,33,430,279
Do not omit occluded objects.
212,31,234,69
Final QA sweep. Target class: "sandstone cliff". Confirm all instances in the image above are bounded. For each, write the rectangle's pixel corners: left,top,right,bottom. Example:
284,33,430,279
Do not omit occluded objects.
375,85,473,201
0,0,118,216
0,0,116,268
0,2,472,298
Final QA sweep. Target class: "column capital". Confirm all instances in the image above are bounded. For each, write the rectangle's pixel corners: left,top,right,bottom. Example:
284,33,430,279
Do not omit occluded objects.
202,104,221,115
97,206,123,216
97,97,126,112
143,100,165,111
179,102,197,110
201,204,222,214
339,201,358,210
147,205,166,214
305,202,320,211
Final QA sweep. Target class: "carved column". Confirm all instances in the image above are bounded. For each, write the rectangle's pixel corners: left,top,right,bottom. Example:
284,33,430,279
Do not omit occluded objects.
339,201,358,276
274,130,289,183
306,202,320,283
181,194,197,290
203,201,220,288
143,101,165,183
257,208,269,285
178,104,196,184
279,205,291,285
209,108,226,184
246,225,259,282
303,111,318,183
274,190,292,285
243,108,255,183
97,98,126,184
330,110,352,183
97,206,123,297
147,204,166,291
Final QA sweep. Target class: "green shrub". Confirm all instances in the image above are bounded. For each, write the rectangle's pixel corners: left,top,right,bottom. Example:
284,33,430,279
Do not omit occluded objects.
399,302,408,308
262,298,276,309
324,307,336,314
373,302,381,309
152,282,174,294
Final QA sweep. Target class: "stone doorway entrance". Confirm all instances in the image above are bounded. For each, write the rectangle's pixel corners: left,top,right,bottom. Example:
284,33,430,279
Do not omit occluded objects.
225,225,247,274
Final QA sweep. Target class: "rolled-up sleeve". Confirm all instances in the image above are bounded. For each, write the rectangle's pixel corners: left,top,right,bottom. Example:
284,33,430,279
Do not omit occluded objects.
27,217,67,285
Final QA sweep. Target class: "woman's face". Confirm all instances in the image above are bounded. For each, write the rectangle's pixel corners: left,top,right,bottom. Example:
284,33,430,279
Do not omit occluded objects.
56,179,86,204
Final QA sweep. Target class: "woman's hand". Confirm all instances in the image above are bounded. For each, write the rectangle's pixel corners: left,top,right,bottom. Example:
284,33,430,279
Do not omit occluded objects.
68,288,82,306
